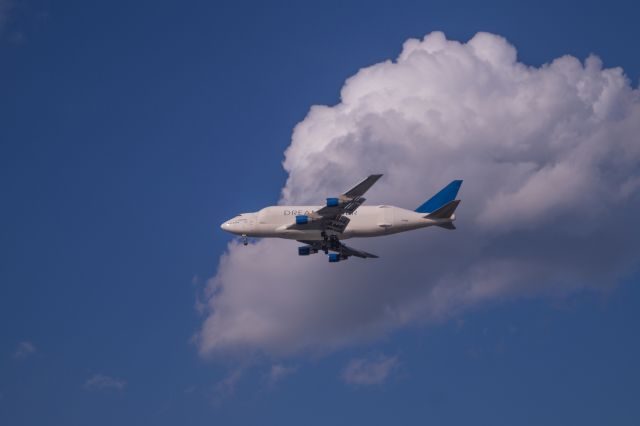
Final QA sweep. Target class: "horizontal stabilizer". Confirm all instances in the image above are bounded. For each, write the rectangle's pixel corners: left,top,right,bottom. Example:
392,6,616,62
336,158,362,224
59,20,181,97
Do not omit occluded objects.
436,222,456,230
426,199,460,219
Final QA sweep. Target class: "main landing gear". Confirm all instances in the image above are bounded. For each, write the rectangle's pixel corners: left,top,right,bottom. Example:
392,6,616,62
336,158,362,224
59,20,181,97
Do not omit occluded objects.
299,233,351,262
241,234,248,246
320,231,342,258
320,231,329,254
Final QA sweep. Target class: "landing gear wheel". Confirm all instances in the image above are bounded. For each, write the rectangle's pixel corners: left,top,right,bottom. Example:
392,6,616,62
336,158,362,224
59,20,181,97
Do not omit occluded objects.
321,231,329,254
241,234,248,246
328,235,340,251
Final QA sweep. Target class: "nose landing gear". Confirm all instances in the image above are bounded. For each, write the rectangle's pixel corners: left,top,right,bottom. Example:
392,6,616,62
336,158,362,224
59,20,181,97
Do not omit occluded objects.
241,234,248,246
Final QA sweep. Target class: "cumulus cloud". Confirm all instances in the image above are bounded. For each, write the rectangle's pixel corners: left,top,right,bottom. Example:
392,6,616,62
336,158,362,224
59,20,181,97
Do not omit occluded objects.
83,374,126,392
342,354,399,386
13,341,36,359
198,31,640,357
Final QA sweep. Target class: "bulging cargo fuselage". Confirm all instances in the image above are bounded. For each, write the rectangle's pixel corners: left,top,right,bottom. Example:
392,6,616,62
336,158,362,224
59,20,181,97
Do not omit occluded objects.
219,176,461,261
221,205,451,241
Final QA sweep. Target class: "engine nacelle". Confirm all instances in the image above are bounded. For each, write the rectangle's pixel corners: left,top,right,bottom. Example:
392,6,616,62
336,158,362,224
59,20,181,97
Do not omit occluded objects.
326,197,340,207
328,253,340,263
295,215,309,225
298,246,311,256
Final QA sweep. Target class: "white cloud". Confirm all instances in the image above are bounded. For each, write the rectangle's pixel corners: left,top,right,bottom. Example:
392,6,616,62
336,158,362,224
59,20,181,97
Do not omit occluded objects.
265,363,298,387
342,354,399,386
212,367,243,404
0,0,13,32
197,31,640,357
83,374,126,392
13,341,35,359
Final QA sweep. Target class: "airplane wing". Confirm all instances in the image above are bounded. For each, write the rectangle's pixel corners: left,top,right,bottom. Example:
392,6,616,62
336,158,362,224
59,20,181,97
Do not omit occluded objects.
288,174,383,233
339,242,379,259
297,240,379,259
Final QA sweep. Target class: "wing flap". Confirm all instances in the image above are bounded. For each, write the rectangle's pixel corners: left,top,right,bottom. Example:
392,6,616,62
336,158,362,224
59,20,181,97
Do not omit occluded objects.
342,196,365,214
326,216,350,233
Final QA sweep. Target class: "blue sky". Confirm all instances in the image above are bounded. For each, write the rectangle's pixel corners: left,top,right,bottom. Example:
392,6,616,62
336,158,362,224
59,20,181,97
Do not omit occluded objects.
1,1,639,425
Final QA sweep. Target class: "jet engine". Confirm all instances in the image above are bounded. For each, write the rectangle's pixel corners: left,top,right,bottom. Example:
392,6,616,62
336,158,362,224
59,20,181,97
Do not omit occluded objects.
326,197,339,207
298,246,311,256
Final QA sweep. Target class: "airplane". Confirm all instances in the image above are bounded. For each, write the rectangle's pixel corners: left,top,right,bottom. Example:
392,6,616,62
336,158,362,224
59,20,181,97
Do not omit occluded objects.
220,175,462,262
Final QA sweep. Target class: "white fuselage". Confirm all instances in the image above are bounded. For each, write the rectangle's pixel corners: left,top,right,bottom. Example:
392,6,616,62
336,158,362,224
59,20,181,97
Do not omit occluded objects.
221,205,450,241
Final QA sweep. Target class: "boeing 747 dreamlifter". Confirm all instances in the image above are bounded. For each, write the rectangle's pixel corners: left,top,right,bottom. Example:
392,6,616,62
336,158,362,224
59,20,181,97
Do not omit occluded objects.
220,175,462,262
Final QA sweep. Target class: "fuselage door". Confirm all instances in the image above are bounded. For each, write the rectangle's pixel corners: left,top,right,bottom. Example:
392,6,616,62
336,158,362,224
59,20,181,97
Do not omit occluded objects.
377,205,393,229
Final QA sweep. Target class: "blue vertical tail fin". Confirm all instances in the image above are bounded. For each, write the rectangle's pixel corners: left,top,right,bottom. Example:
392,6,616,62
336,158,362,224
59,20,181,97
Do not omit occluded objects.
415,180,463,213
